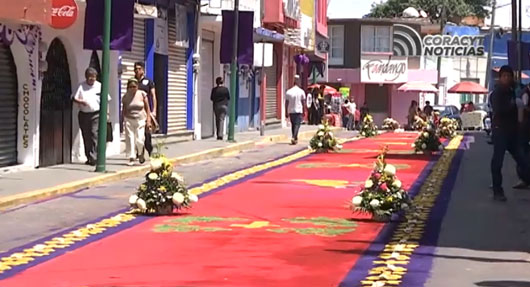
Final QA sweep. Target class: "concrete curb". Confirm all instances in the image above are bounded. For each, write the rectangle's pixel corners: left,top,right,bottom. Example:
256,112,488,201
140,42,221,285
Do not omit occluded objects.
0,128,337,211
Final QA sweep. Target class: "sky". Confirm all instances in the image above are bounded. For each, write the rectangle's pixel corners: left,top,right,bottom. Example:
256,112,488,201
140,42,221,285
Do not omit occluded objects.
327,0,386,19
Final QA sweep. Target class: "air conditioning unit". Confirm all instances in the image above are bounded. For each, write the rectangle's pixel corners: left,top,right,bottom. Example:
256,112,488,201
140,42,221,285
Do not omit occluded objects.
134,3,158,19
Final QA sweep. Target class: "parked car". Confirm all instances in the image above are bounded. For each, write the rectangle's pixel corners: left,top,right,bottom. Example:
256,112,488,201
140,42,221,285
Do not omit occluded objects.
433,105,461,128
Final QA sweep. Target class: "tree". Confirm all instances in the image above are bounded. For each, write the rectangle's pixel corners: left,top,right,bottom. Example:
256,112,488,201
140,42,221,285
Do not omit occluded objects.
367,0,491,21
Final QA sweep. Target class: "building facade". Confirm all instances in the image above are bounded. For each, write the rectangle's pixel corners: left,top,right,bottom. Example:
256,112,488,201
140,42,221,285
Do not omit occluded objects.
0,0,326,170
0,1,124,170
328,18,439,125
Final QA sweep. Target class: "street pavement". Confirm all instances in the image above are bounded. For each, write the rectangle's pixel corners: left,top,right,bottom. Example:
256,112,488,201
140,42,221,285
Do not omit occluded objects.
0,130,357,255
3,130,529,287
426,132,530,287
0,125,320,199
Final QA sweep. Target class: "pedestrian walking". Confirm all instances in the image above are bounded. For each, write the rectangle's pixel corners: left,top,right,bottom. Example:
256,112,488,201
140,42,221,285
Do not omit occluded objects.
308,88,320,125
347,99,356,130
407,100,419,130
360,102,370,123
490,65,530,201
210,77,230,140
341,99,351,129
72,67,110,166
134,62,157,157
285,75,306,145
122,78,153,166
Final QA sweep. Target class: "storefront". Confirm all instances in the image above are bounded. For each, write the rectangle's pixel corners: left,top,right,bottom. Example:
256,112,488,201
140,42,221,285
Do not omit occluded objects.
0,1,124,170
166,3,190,134
335,55,438,126
0,41,19,168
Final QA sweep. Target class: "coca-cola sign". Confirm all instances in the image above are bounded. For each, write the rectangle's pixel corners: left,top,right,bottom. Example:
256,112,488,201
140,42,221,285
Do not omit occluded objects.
361,55,408,84
50,0,78,29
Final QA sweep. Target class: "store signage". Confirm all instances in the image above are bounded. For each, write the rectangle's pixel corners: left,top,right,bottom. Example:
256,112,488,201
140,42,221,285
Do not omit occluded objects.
22,84,30,149
154,8,168,55
361,55,408,83
174,3,189,48
317,41,329,53
423,35,485,57
50,0,78,29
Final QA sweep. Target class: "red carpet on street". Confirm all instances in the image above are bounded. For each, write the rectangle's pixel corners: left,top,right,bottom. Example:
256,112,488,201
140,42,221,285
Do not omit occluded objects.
0,132,434,287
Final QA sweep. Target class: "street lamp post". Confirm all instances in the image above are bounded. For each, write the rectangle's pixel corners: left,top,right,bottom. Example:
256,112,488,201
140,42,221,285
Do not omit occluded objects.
228,0,239,142
485,0,497,90
95,0,112,172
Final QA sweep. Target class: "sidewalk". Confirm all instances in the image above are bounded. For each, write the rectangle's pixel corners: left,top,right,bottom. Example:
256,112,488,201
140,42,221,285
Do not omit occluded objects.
0,125,336,210
425,132,530,286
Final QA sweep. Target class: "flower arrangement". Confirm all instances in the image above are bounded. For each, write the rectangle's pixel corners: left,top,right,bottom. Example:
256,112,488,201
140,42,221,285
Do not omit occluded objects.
128,155,198,214
360,114,378,137
351,147,411,219
309,121,342,152
412,116,427,131
382,118,400,131
413,123,443,153
437,117,458,138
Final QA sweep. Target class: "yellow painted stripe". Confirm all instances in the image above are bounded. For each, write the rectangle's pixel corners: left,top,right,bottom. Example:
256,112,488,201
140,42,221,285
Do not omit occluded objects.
357,135,463,287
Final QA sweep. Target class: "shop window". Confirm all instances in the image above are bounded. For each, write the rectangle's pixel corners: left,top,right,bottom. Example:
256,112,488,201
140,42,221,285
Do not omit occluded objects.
329,25,344,65
361,25,392,53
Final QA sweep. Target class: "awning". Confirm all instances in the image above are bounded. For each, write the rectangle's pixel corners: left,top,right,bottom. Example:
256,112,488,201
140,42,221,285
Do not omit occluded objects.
397,81,438,93
0,1,51,24
254,27,284,43
448,81,488,94
492,67,530,79
308,84,337,94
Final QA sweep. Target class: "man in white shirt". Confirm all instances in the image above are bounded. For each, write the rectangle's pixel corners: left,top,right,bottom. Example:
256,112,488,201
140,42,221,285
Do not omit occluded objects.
72,67,109,166
285,75,306,145
347,99,356,130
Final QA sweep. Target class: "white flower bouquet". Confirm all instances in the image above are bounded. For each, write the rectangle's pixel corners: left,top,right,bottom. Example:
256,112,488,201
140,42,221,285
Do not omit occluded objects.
413,123,443,153
129,155,198,215
309,121,342,152
351,147,411,219
360,114,378,137
382,118,400,131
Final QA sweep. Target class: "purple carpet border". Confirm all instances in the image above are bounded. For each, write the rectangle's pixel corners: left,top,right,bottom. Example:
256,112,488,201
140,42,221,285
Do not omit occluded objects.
0,146,313,280
337,143,444,287
399,135,469,286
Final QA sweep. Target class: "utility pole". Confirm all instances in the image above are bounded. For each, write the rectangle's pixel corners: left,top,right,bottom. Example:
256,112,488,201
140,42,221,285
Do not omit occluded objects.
228,0,239,142
485,0,496,90
512,0,518,82
436,3,446,105
517,0,522,84
260,42,266,136
95,0,112,172
259,0,265,136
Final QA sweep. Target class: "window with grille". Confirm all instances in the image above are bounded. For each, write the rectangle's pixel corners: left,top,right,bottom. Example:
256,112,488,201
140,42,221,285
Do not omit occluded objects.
361,25,392,53
329,25,344,65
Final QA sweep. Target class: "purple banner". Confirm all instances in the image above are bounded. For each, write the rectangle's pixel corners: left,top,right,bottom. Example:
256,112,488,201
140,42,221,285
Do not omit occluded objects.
508,40,530,70
220,10,254,65
83,0,135,51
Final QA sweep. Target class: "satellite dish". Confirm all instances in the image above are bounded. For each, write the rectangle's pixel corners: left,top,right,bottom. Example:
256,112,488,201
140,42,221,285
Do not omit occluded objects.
403,7,420,18
419,10,428,18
